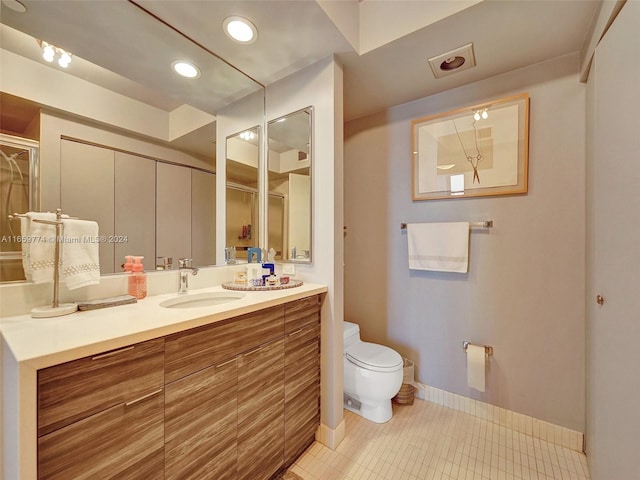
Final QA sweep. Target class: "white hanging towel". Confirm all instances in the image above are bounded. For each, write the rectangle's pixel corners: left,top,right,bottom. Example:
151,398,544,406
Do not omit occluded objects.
60,219,101,290
26,212,60,284
407,222,470,273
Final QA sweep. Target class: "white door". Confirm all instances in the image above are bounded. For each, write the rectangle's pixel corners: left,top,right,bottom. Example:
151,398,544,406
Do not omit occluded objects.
586,2,640,478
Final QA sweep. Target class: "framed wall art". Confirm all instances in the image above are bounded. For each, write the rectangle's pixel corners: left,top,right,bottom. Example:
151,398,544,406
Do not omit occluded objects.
411,93,529,200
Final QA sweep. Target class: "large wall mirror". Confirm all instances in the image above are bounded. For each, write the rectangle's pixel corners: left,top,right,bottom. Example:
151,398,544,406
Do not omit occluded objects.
267,107,313,263
0,1,264,282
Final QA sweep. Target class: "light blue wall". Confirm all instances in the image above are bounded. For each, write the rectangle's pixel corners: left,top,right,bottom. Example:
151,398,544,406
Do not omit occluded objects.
344,53,586,432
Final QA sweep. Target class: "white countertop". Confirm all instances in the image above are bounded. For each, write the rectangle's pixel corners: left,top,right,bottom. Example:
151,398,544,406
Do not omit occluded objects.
0,283,327,370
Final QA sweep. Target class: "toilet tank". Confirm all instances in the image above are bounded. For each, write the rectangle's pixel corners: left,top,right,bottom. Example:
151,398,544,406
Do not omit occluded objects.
343,321,361,349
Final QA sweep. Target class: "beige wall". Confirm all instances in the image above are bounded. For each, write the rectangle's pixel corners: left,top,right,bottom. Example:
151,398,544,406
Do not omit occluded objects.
266,56,345,446
344,53,586,432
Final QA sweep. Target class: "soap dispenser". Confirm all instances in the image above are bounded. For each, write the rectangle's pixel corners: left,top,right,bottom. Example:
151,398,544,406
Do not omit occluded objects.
128,256,147,299
123,255,134,273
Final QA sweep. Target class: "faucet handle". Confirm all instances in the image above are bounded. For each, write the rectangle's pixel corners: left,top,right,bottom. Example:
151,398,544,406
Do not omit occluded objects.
178,258,192,268
156,256,174,270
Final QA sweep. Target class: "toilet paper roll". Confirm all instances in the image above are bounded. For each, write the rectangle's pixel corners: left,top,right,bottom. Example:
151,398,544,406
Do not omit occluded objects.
466,344,486,392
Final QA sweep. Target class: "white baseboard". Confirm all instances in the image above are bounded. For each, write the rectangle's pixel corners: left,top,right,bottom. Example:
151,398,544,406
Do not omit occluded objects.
414,382,584,453
315,418,346,450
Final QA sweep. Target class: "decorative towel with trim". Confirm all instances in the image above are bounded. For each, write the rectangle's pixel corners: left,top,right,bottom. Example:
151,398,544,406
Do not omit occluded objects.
407,222,470,273
26,212,61,284
60,219,100,290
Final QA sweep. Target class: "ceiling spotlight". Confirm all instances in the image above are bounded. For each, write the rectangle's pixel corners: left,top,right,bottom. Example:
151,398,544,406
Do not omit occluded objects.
440,56,465,71
223,16,257,44
171,60,200,79
42,42,55,62
39,41,72,68
428,43,476,79
473,109,489,121
58,51,71,68
239,130,255,141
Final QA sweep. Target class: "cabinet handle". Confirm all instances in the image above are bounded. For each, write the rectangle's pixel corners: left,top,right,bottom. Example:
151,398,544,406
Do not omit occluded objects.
243,346,263,357
125,388,163,407
216,357,236,368
288,328,304,337
92,346,134,361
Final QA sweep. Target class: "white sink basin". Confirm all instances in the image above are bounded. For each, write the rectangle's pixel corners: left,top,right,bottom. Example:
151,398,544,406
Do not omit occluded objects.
160,291,246,309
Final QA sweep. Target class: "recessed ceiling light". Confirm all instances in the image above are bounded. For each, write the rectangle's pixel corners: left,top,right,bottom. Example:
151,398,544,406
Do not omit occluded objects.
1,0,27,13
440,56,465,71
171,60,200,79
223,16,257,44
428,43,476,79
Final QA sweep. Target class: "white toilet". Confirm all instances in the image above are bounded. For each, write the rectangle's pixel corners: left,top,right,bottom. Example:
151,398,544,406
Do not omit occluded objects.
343,321,404,423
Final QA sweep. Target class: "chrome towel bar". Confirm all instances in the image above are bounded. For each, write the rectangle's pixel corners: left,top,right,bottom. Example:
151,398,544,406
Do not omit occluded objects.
400,220,493,230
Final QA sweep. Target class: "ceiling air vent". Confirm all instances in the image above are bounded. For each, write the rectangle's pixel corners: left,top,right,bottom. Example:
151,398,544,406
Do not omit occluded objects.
428,43,476,79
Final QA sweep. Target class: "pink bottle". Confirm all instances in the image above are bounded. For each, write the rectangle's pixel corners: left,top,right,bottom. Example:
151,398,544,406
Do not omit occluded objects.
123,255,134,273
128,256,147,299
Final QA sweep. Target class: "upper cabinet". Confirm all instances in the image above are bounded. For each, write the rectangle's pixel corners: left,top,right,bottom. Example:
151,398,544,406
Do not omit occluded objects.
156,162,192,267
57,136,215,274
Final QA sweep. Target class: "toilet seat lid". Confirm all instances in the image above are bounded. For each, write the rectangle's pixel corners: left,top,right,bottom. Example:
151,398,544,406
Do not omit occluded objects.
346,342,403,372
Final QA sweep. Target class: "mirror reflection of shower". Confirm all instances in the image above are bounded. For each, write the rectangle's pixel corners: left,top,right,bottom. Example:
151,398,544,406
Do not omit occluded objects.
226,126,260,261
267,107,312,263
1,133,39,282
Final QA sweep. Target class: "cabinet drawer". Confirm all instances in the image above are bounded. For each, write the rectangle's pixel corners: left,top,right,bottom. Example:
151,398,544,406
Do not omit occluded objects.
37,338,164,436
165,305,284,384
285,295,320,333
38,388,164,480
285,323,320,400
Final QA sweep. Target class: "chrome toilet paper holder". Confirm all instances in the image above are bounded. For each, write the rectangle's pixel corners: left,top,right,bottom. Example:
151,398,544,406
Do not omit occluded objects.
463,341,493,356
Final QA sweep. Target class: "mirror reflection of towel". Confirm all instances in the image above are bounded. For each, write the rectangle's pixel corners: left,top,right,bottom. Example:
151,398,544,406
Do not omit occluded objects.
61,219,101,290
25,212,60,284
407,222,470,273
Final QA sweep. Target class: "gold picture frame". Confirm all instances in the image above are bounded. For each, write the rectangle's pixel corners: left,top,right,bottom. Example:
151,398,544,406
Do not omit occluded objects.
411,93,529,200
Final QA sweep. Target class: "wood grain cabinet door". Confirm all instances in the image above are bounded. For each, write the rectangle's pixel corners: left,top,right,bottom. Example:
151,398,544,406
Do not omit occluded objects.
237,338,285,480
284,322,321,466
284,295,321,333
38,389,164,480
165,305,284,384
37,338,165,436
165,358,238,480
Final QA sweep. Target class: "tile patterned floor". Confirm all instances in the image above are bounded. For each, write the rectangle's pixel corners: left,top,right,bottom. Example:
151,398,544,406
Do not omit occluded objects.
289,399,590,480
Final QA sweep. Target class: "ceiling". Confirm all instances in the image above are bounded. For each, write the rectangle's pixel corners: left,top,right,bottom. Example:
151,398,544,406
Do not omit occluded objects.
134,0,600,121
0,0,600,123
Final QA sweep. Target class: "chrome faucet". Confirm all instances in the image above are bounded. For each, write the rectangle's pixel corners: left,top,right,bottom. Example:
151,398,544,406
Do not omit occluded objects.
178,258,199,294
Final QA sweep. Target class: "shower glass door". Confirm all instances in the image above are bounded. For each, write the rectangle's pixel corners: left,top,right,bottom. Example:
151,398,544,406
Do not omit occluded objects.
1,134,39,282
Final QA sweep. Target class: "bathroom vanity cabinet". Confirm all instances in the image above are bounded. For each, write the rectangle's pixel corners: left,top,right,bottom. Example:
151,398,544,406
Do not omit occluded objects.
237,337,285,480
37,338,165,479
33,295,321,480
284,296,322,465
